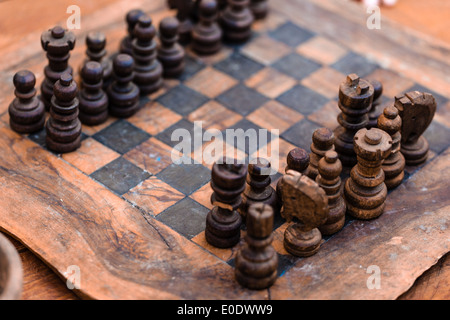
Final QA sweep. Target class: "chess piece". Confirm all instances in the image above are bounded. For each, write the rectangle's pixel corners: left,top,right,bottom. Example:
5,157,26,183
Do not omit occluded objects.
192,0,222,55
120,9,145,55
84,31,113,90
344,128,392,220
78,61,109,126
377,105,405,189
220,0,254,43
157,17,185,78
316,151,346,235
107,54,140,118
240,158,279,223
8,70,45,134
40,26,76,110
132,15,163,94
394,91,437,166
281,171,328,257
176,0,196,44
367,79,383,129
334,74,374,167
235,203,278,290
205,159,247,248
276,147,309,205
304,127,335,181
250,0,268,19
45,73,82,153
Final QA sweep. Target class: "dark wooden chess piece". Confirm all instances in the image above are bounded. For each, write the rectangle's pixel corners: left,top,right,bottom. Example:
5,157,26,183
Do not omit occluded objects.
250,0,268,19
120,9,145,55
304,127,335,181
78,61,109,126
240,158,279,223
367,79,383,129
8,70,45,134
235,203,278,290
220,0,254,43
40,26,76,110
344,128,392,220
394,91,437,166
107,54,140,118
84,31,113,91
132,15,163,95
334,74,374,167
45,73,82,153
205,159,247,248
316,151,346,236
192,0,222,55
281,170,328,257
157,17,185,78
276,147,309,205
377,105,405,189
176,0,196,45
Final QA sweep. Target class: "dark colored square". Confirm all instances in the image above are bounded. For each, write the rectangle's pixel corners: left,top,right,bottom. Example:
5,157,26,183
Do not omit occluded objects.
216,85,270,116
156,84,210,116
157,162,211,195
281,118,322,150
423,120,450,154
277,84,329,115
269,22,315,47
179,55,206,82
331,52,380,78
155,118,204,149
403,84,449,111
90,157,151,195
156,197,209,239
92,120,151,155
213,52,265,81
226,119,276,154
272,53,322,80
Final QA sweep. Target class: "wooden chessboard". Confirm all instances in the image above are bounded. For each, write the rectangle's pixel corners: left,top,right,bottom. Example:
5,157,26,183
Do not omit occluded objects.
0,0,449,300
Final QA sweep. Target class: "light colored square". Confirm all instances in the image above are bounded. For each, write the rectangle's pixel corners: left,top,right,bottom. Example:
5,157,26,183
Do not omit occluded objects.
185,67,238,98
245,67,297,99
241,35,292,65
296,36,348,65
188,100,242,131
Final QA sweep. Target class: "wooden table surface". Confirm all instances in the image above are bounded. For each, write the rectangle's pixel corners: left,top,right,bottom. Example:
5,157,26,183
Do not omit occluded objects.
0,0,449,300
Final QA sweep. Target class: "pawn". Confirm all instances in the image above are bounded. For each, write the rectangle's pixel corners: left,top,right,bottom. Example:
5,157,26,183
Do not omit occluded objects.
8,70,45,134
192,0,222,55
84,31,113,90
120,9,145,55
377,105,405,189
281,170,328,257
240,158,279,223
316,151,346,236
45,73,82,153
304,127,335,181
132,15,163,95
176,0,196,45
367,79,383,129
344,128,392,220
78,61,109,126
221,0,254,43
107,54,140,118
235,203,278,290
205,159,247,248
157,17,185,78
276,147,310,205
250,0,268,19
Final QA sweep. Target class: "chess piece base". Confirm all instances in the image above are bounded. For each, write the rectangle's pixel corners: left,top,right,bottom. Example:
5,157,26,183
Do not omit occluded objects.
205,208,242,248
284,225,322,257
401,136,429,166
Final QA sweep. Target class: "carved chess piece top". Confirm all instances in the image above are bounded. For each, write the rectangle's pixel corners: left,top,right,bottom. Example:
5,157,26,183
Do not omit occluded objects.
304,127,335,181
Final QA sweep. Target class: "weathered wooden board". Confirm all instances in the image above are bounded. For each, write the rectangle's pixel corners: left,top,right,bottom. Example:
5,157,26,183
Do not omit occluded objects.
0,122,266,300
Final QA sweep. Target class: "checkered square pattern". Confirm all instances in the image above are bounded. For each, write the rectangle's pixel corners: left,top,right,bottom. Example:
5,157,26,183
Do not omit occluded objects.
19,11,450,282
